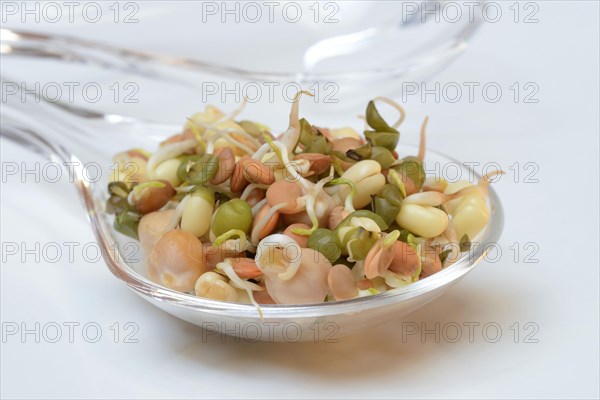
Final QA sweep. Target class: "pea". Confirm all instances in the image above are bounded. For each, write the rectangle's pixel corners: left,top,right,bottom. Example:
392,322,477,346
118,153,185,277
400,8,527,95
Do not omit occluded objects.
181,187,215,237
211,199,252,237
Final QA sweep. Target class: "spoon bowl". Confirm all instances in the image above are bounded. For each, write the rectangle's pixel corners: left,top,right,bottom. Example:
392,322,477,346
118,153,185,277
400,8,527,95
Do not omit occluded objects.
1,93,503,342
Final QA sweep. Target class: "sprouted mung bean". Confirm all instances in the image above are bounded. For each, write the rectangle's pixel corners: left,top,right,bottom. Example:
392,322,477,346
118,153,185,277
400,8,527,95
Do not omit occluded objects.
107,95,502,313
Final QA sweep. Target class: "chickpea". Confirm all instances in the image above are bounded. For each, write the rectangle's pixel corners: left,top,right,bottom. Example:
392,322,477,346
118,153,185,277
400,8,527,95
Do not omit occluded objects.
265,248,332,304
147,229,206,292
194,272,238,301
138,209,176,255
151,158,181,187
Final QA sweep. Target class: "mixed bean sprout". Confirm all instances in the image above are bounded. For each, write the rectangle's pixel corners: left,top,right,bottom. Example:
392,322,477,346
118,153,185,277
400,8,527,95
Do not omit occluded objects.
106,94,500,314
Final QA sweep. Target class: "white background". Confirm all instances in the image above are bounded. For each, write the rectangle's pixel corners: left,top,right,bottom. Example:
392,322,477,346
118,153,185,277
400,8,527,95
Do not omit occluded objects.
1,1,599,399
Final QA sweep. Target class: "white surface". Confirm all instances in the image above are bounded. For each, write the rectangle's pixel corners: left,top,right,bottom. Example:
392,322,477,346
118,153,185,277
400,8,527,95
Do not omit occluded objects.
1,2,599,399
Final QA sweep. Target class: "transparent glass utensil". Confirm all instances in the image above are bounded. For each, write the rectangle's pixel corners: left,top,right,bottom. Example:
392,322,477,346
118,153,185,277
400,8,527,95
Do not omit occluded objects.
0,4,481,113
0,78,503,342
1,0,482,79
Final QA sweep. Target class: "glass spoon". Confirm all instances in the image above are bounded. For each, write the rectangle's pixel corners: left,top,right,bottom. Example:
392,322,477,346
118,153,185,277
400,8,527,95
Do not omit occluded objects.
1,87,503,342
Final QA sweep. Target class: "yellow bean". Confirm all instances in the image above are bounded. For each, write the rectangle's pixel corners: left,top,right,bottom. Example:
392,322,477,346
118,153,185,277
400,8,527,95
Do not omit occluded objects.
443,180,473,214
396,204,448,238
450,195,489,240
341,159,379,182
355,174,386,208
194,272,238,301
340,160,385,208
444,181,490,239
151,159,181,186
181,189,215,238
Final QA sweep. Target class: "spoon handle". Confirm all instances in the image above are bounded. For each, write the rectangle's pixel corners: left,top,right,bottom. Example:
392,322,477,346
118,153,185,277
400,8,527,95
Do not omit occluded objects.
1,73,177,161
0,78,143,285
